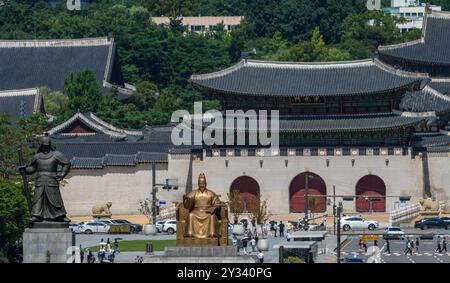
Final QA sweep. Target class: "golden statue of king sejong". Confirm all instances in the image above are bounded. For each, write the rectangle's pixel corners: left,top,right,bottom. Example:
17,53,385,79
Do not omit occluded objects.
176,173,228,246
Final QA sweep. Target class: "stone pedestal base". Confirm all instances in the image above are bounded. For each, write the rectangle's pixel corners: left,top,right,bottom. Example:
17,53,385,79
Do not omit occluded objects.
143,246,255,263
23,226,74,263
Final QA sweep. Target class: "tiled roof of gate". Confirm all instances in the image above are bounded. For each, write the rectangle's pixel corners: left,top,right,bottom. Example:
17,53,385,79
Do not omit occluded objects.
190,59,428,97
378,11,450,65
413,133,450,148
201,112,430,133
400,85,450,114
277,113,427,133
70,152,168,169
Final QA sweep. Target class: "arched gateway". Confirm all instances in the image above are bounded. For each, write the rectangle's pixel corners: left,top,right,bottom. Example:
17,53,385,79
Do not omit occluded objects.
289,172,327,213
230,176,260,213
355,175,386,212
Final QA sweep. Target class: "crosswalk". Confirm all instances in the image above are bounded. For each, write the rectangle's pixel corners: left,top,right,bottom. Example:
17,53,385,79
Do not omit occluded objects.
334,251,450,257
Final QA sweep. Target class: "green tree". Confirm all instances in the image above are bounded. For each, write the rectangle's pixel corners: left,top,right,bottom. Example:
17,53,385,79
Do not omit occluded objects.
63,70,103,113
147,89,182,125
0,113,47,179
0,178,30,262
132,81,160,111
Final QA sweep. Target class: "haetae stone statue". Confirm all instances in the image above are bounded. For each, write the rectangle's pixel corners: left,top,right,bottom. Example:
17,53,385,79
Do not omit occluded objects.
176,173,228,246
19,135,71,223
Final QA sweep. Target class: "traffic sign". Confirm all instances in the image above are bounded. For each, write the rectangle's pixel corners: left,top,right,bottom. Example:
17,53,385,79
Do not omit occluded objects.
361,235,380,241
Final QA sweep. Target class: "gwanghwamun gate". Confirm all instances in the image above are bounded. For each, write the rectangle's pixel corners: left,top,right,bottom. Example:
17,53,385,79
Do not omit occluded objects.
3,10,450,218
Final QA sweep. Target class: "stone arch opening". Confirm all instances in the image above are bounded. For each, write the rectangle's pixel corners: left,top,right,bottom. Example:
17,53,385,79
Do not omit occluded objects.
355,175,386,212
289,172,327,213
229,176,260,213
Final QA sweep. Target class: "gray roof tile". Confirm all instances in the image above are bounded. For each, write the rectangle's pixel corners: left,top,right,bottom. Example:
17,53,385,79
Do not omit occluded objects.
190,59,427,97
378,12,450,65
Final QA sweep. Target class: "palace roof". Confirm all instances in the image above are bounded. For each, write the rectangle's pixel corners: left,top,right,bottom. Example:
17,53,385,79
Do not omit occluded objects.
277,113,428,133
49,112,143,141
0,37,133,101
70,152,169,169
0,88,44,122
190,59,428,97
378,11,450,65
400,83,450,114
195,112,430,133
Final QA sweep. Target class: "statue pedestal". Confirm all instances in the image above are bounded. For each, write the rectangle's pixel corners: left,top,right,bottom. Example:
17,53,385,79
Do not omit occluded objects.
23,223,74,263
143,246,255,263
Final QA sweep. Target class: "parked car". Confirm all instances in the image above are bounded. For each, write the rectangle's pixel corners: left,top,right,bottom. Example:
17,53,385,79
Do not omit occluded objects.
340,217,379,231
156,220,172,233
79,221,110,234
110,219,142,233
69,222,84,234
414,217,448,230
343,256,365,263
162,220,177,234
383,227,405,240
440,217,450,225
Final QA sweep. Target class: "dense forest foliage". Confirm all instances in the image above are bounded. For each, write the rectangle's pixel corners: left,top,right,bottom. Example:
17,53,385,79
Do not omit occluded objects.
0,0,447,128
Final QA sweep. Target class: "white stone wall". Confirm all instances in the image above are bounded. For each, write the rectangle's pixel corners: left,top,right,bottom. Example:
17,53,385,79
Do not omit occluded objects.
427,153,450,207
61,163,169,216
193,153,424,214
61,151,450,216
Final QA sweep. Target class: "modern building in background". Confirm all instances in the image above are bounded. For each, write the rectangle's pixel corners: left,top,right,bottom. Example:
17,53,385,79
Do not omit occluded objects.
367,0,382,11
151,16,243,33
384,0,441,33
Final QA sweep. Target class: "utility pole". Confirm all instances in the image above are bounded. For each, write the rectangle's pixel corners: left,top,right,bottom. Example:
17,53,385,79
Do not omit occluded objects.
336,202,343,263
305,174,309,223
151,162,157,225
333,185,336,235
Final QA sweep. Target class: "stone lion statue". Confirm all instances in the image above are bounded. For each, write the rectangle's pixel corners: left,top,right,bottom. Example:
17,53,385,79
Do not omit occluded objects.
419,198,439,211
92,202,112,216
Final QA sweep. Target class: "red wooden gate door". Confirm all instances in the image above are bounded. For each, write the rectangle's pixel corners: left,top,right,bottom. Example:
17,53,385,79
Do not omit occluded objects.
289,172,326,213
355,175,386,212
230,176,260,213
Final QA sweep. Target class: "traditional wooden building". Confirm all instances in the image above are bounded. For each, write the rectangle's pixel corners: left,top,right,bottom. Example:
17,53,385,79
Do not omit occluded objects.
0,88,44,122
0,37,134,101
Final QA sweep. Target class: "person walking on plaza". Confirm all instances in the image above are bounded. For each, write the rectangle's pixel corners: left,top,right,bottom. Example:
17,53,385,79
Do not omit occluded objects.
257,250,264,263
415,238,420,253
359,238,363,251
242,237,248,255
286,231,292,242
385,240,390,254
410,239,415,254
442,237,447,253
436,236,442,253
273,222,278,237
404,239,412,255
362,239,368,253
279,221,285,237
251,237,257,253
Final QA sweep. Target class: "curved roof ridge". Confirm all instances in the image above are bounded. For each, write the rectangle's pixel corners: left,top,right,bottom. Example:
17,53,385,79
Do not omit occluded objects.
0,88,39,97
431,78,450,83
374,58,429,78
246,58,373,66
393,109,436,118
190,60,246,81
378,38,424,51
0,37,112,48
88,112,143,136
48,112,127,138
429,10,450,19
424,85,450,102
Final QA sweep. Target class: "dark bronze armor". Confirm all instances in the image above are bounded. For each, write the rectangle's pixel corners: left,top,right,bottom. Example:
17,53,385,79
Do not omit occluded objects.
21,136,71,222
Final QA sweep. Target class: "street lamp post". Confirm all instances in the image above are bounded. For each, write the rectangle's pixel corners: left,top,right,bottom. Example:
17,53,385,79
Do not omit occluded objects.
304,174,315,224
336,201,343,263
